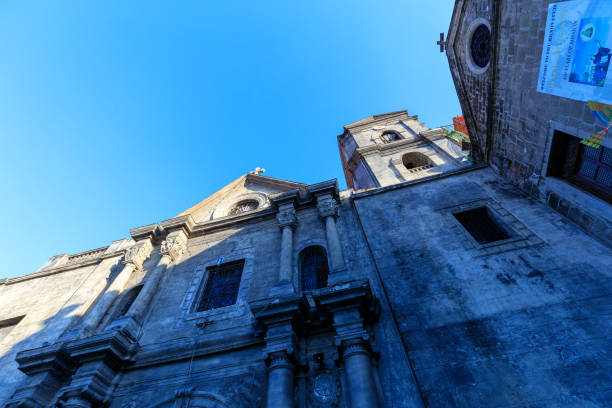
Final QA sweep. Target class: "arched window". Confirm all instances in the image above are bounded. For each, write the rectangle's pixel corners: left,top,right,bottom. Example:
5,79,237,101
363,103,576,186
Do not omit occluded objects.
381,131,401,143
402,152,433,170
299,246,329,291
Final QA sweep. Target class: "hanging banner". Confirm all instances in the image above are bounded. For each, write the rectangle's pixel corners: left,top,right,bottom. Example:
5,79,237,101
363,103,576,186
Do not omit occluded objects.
537,0,612,103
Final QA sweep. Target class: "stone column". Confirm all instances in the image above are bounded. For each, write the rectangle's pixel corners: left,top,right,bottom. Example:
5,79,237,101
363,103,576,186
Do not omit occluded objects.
266,351,295,408
271,203,297,295
126,230,187,320
333,309,380,408
81,240,152,335
316,194,347,283
250,296,301,408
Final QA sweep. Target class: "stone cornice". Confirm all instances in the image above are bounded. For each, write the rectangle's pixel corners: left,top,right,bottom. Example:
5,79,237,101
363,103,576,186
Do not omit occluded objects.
351,164,487,199
65,329,135,368
306,179,339,201
270,189,300,207
128,327,262,369
245,173,306,191
15,343,75,376
190,206,277,236
2,250,125,286
160,214,196,237
129,223,162,243
356,138,427,159
343,111,413,133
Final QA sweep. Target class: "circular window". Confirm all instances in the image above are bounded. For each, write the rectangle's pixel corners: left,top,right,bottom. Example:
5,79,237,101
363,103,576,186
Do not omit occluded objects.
471,24,491,68
465,19,492,74
229,200,259,216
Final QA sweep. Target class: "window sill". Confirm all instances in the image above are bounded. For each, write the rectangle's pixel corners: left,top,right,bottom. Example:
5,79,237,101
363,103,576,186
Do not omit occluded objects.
542,177,612,219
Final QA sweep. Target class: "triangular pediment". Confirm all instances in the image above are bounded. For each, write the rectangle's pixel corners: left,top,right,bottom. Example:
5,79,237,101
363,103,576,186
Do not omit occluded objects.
176,173,306,223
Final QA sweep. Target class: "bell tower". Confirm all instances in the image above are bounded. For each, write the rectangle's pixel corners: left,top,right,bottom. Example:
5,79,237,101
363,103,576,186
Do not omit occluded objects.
337,110,466,190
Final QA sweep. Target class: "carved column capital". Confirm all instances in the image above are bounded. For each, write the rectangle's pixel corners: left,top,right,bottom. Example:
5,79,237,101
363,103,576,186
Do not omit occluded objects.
267,351,295,372
276,204,297,229
341,338,371,360
316,194,338,219
160,230,188,262
122,240,153,270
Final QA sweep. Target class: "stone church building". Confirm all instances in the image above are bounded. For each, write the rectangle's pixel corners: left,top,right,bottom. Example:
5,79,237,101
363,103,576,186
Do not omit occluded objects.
1,1,612,407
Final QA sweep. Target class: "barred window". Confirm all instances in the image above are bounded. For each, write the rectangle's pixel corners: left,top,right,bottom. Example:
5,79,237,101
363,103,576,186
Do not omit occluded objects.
547,130,612,203
453,207,511,244
195,260,244,312
300,246,329,291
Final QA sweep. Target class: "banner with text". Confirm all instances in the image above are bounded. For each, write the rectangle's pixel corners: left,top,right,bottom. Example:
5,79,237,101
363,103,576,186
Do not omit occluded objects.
538,0,612,103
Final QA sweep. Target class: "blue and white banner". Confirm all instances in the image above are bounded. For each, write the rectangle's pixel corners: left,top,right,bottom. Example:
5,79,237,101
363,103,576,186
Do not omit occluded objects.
538,0,612,103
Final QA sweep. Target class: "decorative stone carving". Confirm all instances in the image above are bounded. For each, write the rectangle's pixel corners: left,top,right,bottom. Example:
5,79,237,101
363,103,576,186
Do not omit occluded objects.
123,240,153,270
276,204,297,228
160,231,188,262
316,195,338,219
308,371,340,408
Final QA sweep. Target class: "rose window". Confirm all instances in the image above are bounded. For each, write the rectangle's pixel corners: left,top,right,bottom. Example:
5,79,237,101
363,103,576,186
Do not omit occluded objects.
229,200,259,216
470,24,491,68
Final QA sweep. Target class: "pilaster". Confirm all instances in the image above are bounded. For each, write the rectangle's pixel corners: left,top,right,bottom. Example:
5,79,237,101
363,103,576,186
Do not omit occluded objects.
270,201,298,296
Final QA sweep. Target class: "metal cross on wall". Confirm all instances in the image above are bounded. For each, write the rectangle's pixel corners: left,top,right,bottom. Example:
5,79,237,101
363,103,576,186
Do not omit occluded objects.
437,32,447,53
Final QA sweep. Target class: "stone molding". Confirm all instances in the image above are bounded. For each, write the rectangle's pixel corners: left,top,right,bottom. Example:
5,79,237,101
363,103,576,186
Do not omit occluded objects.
123,240,153,270
161,214,196,237
129,223,163,243
160,231,188,262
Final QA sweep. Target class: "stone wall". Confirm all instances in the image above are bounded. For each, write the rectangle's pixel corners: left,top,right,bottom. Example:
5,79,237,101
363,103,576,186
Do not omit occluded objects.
446,0,612,247
353,167,612,407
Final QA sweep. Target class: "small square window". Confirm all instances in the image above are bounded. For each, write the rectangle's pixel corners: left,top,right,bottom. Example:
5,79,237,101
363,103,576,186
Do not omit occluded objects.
194,260,244,312
453,207,511,244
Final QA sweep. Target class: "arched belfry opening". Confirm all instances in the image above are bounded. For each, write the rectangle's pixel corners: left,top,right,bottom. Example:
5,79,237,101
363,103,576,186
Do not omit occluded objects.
402,152,433,170
299,246,329,291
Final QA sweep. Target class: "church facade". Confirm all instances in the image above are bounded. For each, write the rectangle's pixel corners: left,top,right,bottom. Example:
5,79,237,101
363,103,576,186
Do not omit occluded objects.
1,1,612,407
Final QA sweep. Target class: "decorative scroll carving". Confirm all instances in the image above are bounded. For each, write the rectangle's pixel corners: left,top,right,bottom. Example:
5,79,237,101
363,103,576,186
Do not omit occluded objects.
276,205,297,228
316,195,338,219
160,231,188,262
123,240,153,270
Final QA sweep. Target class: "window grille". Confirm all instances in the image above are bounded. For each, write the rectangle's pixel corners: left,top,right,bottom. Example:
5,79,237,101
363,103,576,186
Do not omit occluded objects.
196,260,244,312
453,207,510,244
547,130,612,203
300,246,329,291
575,145,612,199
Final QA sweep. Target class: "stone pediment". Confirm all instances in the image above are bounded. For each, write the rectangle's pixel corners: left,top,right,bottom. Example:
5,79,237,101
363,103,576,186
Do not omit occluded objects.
176,173,306,223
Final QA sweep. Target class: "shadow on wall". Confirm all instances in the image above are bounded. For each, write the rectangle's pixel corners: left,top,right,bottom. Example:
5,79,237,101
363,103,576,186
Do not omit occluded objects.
0,223,282,406
0,303,82,403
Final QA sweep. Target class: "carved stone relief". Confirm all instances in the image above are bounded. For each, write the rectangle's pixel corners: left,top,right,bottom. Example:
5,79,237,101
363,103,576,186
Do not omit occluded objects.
308,371,341,408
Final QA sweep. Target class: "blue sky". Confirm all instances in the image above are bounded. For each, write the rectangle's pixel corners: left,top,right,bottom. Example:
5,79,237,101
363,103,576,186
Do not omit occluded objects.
0,1,459,279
